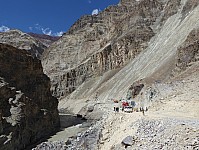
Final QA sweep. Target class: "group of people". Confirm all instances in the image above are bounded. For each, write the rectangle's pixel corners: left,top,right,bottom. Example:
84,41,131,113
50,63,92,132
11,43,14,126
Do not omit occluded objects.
112,99,148,115
113,99,132,112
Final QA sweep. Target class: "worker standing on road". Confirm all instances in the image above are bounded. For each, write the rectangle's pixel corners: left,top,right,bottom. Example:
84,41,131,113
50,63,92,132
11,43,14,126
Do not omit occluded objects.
95,92,98,101
113,100,120,113
142,108,145,116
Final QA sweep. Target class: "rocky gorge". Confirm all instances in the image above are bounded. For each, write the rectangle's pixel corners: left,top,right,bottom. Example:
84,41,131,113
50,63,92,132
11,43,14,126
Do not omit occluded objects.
42,0,199,149
0,0,199,149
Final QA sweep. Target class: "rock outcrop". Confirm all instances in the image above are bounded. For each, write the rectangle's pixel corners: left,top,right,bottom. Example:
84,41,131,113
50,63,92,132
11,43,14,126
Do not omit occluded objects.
174,27,199,74
28,33,60,47
42,0,182,98
0,44,59,150
0,30,47,59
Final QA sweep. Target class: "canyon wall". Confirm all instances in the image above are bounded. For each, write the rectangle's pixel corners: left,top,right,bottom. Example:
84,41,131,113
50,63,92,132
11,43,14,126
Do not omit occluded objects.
0,44,59,150
42,0,182,98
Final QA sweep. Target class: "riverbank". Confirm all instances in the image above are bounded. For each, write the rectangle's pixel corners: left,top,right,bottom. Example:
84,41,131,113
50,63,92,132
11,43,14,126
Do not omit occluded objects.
31,113,90,150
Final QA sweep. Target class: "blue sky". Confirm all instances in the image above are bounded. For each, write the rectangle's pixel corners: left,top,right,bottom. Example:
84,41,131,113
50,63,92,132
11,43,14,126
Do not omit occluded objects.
0,0,119,36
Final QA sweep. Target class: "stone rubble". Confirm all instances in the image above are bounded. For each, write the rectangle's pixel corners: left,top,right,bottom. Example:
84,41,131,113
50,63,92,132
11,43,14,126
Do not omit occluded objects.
128,118,199,150
32,120,103,150
32,117,199,150
32,141,67,150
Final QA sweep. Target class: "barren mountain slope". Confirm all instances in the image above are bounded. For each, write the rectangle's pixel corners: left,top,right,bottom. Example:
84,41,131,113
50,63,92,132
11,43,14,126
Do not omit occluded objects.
58,0,199,114
42,0,183,98
96,3,199,102
0,30,47,59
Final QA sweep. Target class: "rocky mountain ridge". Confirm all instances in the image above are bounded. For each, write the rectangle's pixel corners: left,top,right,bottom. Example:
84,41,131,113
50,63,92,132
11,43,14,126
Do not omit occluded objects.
0,30,59,59
28,32,60,47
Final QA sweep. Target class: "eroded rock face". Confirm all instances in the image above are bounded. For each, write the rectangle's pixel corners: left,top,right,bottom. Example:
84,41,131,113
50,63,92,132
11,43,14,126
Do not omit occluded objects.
175,28,199,73
51,27,154,97
0,44,59,150
0,30,47,59
128,81,144,99
43,0,182,98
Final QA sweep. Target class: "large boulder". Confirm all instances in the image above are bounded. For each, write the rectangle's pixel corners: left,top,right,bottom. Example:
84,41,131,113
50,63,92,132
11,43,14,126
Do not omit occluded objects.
122,136,134,146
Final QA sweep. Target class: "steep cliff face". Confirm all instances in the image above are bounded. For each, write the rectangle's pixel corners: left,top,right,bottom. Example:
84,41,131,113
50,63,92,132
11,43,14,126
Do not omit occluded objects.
43,0,182,98
0,30,47,59
0,44,59,150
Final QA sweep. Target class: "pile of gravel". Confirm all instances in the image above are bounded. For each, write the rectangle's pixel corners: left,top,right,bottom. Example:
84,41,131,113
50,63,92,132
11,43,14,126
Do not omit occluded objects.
32,141,67,150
